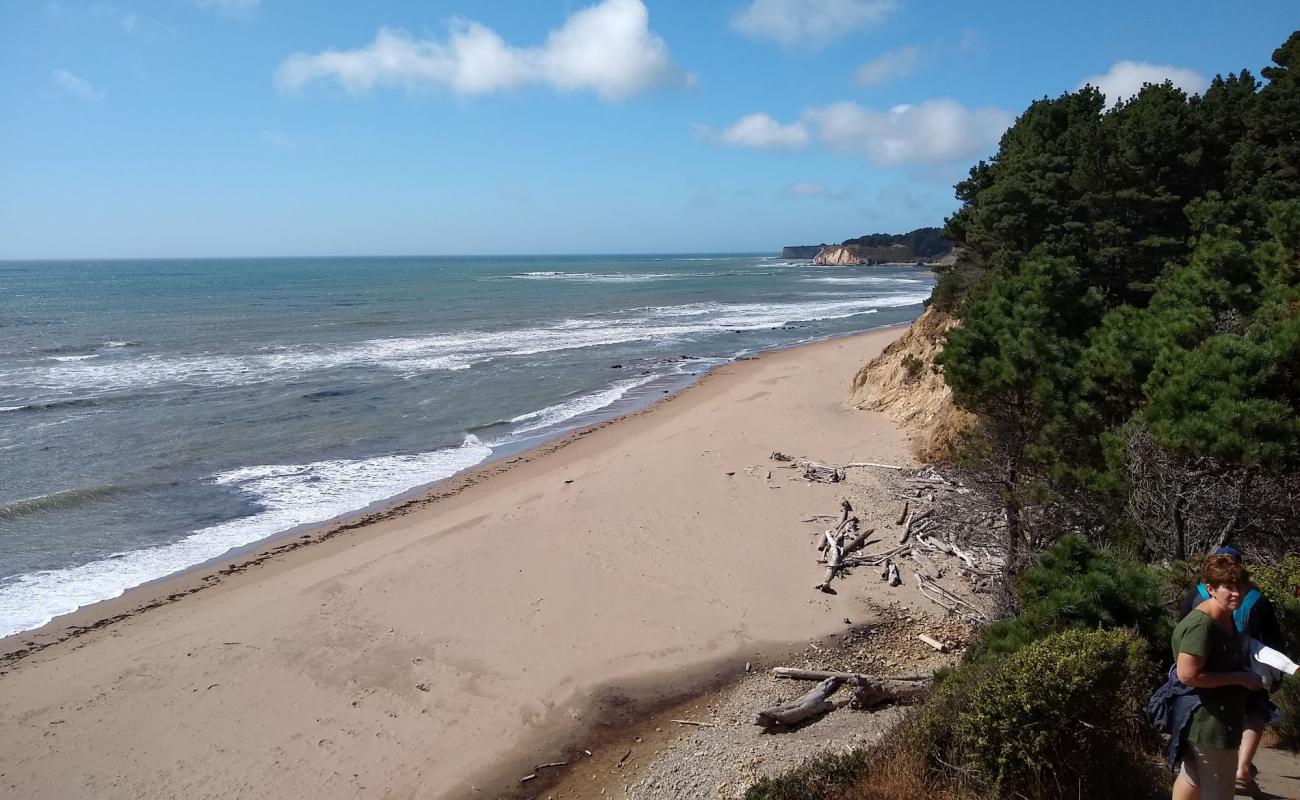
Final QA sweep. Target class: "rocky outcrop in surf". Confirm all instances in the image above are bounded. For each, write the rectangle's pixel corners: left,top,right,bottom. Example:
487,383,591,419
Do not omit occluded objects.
811,245,866,266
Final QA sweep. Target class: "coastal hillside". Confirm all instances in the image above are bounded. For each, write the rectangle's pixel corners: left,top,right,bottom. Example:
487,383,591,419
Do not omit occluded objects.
848,307,973,462
782,227,952,264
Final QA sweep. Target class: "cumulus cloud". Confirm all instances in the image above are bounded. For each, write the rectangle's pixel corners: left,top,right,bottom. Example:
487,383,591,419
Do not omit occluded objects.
731,0,897,48
276,0,693,101
52,69,105,102
784,181,855,201
695,113,811,149
1078,60,1209,109
702,99,1011,166
194,0,259,16
804,99,1011,165
854,45,921,86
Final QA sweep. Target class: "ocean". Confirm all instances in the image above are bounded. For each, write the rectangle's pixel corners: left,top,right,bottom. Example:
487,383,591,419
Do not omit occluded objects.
0,254,933,638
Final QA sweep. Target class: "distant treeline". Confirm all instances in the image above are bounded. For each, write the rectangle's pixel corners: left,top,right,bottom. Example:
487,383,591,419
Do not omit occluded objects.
841,227,951,258
782,227,952,260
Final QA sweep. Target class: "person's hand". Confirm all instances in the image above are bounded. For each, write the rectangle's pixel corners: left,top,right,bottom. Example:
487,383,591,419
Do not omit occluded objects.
1240,672,1264,692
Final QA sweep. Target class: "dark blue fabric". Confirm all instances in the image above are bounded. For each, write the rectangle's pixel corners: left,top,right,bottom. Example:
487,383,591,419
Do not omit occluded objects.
1146,664,1202,773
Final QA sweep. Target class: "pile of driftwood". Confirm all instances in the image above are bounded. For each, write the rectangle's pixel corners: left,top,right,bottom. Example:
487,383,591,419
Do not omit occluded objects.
786,456,1003,624
771,451,845,483
753,668,931,729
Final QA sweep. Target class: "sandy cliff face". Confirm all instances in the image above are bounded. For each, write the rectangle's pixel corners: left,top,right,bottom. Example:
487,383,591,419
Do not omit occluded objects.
849,307,974,461
812,245,865,266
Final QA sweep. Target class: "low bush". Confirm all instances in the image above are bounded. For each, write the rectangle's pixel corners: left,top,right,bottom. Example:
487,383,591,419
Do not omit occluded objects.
900,353,927,382
970,534,1171,666
743,749,867,800
955,628,1162,798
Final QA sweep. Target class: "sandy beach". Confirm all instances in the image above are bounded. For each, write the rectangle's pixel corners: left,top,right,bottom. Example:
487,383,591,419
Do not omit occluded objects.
0,326,915,800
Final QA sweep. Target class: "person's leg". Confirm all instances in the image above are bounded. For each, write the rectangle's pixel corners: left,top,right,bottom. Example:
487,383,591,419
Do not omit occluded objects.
1191,743,1239,800
1173,771,1200,800
1237,716,1265,787
1175,751,1202,800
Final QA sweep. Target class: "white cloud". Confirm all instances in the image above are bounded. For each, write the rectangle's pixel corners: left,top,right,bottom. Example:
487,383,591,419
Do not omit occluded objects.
52,69,105,102
784,181,855,201
804,99,1011,165
731,0,897,48
1078,60,1209,109
276,0,693,101
195,0,259,16
854,45,921,86
702,99,1011,166
695,113,811,149
786,181,827,196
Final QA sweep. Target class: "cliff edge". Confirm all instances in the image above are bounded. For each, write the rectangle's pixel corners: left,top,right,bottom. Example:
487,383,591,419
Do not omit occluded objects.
849,307,974,461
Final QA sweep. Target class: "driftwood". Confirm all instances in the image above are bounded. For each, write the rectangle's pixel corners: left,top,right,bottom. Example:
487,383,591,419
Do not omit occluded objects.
772,668,930,684
843,461,905,470
753,677,842,728
816,524,875,591
910,548,943,580
896,501,910,526
917,634,948,652
770,451,794,462
887,561,901,586
771,669,932,710
803,463,845,483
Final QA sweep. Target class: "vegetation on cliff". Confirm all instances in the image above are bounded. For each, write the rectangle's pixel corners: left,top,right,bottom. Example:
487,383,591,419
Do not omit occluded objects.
936,30,1300,566
753,29,1300,800
783,227,953,262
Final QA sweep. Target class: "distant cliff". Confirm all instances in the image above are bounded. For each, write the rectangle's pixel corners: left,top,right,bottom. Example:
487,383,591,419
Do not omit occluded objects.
782,245,824,259
783,227,952,265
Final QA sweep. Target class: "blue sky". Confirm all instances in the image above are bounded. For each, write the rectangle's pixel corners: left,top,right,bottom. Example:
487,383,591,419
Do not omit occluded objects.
2,0,1296,258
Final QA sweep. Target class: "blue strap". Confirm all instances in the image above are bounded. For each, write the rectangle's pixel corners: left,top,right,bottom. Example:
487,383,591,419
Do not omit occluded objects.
1235,587,1261,634
1197,583,1210,601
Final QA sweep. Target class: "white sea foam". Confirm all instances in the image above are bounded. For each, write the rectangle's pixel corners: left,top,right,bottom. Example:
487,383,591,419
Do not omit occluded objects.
510,271,676,283
0,406,21,413
506,375,661,436
9,293,930,397
49,354,100,362
0,436,492,638
806,276,925,285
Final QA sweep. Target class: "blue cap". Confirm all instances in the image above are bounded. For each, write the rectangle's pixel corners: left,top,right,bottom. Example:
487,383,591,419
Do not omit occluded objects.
1214,546,1243,561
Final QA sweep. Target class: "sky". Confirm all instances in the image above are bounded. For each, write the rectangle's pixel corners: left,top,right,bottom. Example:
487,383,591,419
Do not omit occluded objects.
1,0,1297,258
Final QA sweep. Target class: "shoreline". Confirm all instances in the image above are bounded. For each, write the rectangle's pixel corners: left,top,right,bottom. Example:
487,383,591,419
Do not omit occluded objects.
0,321,909,662
0,324,916,800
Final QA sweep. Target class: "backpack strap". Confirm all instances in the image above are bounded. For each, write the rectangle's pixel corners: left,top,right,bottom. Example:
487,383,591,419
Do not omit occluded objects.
1235,587,1262,634
1197,583,1211,601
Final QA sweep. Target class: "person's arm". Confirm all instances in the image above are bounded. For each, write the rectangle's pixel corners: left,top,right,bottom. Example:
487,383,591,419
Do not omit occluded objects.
1177,651,1263,690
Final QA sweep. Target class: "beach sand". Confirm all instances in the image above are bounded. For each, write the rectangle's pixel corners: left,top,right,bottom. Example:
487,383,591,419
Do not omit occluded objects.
0,326,914,800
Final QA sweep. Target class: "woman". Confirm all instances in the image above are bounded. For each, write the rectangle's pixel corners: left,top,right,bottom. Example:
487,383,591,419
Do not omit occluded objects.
1171,554,1265,800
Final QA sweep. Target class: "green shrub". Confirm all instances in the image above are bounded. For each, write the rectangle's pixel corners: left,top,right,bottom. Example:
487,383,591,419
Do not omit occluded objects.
1251,554,1300,750
743,749,867,800
955,628,1163,799
901,353,927,382
971,534,1171,667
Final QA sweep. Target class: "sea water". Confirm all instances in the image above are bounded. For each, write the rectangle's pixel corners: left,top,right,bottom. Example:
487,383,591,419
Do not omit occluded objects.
0,254,933,637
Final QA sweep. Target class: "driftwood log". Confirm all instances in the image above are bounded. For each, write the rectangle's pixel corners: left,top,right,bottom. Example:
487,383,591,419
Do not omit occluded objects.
803,463,845,483
815,524,875,591
770,669,932,709
753,677,842,728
